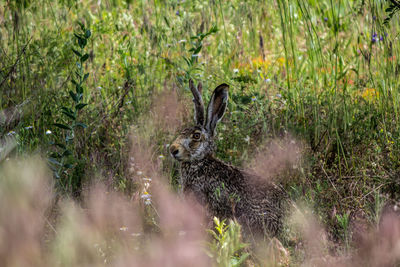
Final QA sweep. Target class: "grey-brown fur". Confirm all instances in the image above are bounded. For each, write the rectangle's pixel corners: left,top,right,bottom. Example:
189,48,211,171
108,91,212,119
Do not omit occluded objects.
170,80,288,238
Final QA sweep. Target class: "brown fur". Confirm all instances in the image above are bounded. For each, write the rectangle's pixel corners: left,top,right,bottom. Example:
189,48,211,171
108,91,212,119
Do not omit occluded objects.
170,80,289,238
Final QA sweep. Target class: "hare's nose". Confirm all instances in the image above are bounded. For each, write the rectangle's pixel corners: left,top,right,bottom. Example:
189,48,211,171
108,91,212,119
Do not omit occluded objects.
170,145,179,156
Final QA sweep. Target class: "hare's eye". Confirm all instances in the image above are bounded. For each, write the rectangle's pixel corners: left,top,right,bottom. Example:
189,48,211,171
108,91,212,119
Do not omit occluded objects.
192,133,201,140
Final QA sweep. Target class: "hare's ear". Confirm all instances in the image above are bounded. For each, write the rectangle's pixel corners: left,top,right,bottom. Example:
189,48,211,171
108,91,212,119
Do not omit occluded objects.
189,79,205,126
205,83,229,135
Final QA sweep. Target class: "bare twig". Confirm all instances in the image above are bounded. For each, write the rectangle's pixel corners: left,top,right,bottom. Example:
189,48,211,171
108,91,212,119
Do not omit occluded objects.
114,79,134,118
0,36,33,89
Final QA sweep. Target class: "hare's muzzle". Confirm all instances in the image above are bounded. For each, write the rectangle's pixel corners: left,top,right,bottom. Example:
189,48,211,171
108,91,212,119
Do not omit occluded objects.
169,144,180,159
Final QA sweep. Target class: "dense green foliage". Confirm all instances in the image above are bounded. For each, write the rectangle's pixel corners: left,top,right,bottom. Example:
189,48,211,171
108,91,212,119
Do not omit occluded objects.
1,0,400,265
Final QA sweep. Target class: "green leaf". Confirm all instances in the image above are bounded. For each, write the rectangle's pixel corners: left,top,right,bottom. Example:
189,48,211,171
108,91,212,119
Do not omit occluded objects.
71,79,78,86
75,103,88,110
54,143,66,149
54,123,71,130
209,25,218,33
74,33,82,40
74,122,87,129
69,91,79,102
72,48,82,57
78,37,87,48
81,53,89,62
62,110,76,120
77,21,85,31
63,163,73,169
48,157,62,166
83,73,89,82
61,107,74,113
239,95,252,105
66,134,74,143
85,29,91,38
62,150,72,157
198,25,218,42
49,152,61,158
75,84,83,94
163,16,170,27
183,56,192,67
386,6,394,13
193,45,202,54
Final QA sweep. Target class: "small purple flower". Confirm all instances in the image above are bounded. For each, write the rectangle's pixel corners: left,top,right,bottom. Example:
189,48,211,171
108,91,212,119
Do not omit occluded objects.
176,10,180,16
372,37,377,43
380,35,384,41
372,32,377,38
385,32,388,37
324,17,328,22
373,16,376,21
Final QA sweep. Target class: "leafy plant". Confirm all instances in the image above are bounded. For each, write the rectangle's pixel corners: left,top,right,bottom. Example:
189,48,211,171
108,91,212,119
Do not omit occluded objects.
207,217,249,267
336,212,350,249
384,0,400,24
371,191,385,226
48,22,91,193
177,25,218,82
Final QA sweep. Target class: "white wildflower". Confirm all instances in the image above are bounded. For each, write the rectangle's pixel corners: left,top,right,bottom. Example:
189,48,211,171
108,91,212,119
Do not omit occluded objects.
144,182,150,190
141,192,151,200
7,131,16,136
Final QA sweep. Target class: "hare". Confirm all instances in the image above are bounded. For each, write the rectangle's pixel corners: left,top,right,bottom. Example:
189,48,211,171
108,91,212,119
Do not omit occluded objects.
169,79,289,238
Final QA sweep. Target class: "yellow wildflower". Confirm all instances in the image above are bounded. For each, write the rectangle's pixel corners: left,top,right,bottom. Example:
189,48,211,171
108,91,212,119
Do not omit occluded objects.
277,57,285,66
361,88,379,102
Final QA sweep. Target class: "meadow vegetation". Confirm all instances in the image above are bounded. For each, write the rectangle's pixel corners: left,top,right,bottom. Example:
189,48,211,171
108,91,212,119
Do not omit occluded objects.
1,0,400,266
